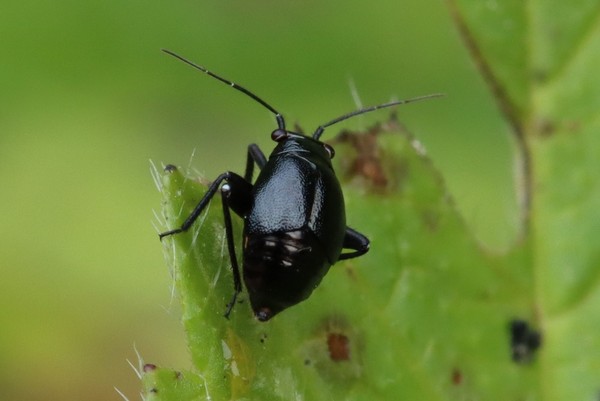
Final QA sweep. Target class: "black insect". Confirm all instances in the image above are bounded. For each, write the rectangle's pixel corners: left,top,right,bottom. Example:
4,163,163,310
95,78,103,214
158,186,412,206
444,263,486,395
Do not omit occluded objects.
159,49,439,321
509,319,542,363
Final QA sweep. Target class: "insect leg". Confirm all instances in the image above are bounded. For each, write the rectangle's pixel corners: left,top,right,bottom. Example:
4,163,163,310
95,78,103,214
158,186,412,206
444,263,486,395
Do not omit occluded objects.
219,174,252,317
338,227,370,260
220,183,243,319
244,144,267,182
159,169,252,317
159,172,233,239
159,171,251,238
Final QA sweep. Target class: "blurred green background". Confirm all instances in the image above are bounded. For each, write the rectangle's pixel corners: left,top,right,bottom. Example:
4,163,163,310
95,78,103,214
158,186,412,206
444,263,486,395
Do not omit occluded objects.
1,1,517,400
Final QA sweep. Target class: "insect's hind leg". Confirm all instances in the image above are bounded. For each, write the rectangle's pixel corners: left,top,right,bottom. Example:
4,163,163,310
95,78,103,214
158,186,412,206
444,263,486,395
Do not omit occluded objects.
244,144,267,182
338,227,370,261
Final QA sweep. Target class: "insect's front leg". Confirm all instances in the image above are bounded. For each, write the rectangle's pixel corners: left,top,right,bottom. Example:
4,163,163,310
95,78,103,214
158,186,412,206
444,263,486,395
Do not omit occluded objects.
158,171,250,239
159,169,253,319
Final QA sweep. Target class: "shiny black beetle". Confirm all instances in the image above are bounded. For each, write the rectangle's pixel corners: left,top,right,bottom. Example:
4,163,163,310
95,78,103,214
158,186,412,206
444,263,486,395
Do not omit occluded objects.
159,50,439,321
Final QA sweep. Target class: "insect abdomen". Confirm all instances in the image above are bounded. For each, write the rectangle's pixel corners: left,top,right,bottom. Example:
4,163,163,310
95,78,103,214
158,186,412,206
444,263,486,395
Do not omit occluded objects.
242,229,331,320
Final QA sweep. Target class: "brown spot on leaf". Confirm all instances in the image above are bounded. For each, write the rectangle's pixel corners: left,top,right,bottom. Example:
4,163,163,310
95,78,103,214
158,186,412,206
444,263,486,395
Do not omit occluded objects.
331,114,404,192
451,368,463,385
327,333,350,362
302,315,363,379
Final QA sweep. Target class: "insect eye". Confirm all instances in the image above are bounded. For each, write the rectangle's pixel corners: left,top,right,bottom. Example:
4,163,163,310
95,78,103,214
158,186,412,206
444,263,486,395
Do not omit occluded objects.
323,144,335,159
271,129,288,142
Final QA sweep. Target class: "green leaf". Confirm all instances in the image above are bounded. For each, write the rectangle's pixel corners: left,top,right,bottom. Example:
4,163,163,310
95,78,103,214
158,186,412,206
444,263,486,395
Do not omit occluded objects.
447,0,600,399
149,122,533,400
146,1,600,399
142,365,209,401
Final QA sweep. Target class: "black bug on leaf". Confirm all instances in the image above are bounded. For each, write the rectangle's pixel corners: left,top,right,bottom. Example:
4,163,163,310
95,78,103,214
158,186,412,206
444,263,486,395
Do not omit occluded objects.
509,319,542,363
159,49,440,321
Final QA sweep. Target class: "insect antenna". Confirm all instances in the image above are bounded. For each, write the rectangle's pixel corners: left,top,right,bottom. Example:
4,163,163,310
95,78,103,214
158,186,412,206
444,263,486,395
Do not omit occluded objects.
162,49,285,130
312,93,443,140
